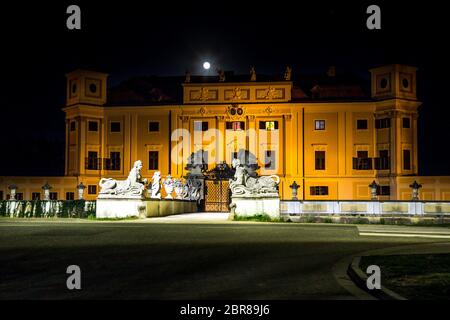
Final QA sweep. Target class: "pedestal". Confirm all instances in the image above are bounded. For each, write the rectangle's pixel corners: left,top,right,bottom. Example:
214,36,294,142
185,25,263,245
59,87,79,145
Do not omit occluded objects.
96,197,147,219
232,196,280,219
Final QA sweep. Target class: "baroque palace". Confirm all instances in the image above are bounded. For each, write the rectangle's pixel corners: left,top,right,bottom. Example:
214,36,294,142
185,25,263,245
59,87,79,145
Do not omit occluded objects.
1,64,450,208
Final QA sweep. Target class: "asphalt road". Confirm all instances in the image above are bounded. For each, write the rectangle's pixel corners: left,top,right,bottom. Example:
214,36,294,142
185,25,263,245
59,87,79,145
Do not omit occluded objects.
0,218,448,299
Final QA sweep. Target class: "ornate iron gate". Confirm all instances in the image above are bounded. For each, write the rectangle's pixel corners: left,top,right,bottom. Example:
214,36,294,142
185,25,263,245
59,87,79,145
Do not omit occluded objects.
203,162,234,212
205,180,230,212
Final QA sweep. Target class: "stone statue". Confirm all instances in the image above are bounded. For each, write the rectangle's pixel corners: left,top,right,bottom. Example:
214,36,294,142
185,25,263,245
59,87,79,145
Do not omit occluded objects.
186,178,202,201
250,66,256,81
163,175,175,199
218,69,225,82
99,160,148,198
229,158,280,197
284,66,292,81
150,171,162,199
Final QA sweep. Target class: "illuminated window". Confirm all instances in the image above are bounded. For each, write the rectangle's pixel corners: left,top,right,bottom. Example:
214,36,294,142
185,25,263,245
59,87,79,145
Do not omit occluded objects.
315,151,326,170
32,192,40,200
88,121,98,132
149,151,159,170
259,121,278,131
66,192,75,200
226,121,245,131
194,121,209,132
88,185,97,195
315,120,326,130
310,186,328,196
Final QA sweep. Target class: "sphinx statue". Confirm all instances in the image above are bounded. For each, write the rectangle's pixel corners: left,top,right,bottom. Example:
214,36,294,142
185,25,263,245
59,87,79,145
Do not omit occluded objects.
229,158,280,197
99,160,148,198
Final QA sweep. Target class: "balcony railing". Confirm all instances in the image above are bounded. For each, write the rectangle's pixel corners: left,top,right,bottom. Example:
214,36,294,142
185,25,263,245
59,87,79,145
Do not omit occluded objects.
352,157,373,170
104,158,121,171
374,157,390,170
85,158,102,170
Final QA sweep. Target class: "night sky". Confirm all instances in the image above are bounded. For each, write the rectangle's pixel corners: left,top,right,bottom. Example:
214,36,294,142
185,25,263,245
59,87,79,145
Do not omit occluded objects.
1,1,449,176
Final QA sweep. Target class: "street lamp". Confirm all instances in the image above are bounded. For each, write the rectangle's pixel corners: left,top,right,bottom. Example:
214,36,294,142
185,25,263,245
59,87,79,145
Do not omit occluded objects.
8,184,17,201
289,181,300,200
42,182,52,201
368,180,379,200
409,180,422,201
77,182,86,200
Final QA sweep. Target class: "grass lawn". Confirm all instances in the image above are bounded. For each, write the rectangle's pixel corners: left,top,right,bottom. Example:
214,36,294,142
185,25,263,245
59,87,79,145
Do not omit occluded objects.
360,253,450,299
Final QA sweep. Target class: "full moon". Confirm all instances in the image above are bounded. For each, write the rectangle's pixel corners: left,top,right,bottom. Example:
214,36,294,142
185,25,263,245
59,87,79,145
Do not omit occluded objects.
203,61,211,70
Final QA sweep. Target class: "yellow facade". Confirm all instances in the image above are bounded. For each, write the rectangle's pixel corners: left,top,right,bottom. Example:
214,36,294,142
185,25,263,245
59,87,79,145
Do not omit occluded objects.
1,64,450,202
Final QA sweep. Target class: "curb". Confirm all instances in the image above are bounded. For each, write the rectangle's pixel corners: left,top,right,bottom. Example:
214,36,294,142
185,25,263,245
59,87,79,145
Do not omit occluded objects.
347,256,407,300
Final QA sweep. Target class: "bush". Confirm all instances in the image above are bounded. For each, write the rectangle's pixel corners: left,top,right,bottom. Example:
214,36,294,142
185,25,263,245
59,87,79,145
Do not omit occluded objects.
0,200,96,219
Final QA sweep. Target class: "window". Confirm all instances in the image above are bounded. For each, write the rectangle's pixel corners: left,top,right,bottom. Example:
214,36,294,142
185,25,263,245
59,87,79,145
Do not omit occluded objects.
315,151,326,170
402,117,411,128
259,121,279,131
0,191,3,200
375,150,390,170
353,151,372,170
194,121,209,132
15,193,24,200
66,192,75,200
310,186,329,196
377,186,391,196
149,151,159,170
226,121,245,131
403,149,411,170
32,192,41,200
375,118,390,129
70,121,76,131
149,121,160,132
110,122,121,133
264,150,276,170
107,151,120,170
88,121,98,132
315,120,326,130
88,185,97,195
50,192,58,200
357,119,368,130
86,151,99,170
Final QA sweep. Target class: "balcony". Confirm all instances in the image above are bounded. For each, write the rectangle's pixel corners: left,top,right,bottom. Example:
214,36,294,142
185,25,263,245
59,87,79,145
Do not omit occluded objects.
85,158,102,170
104,158,121,171
374,157,390,170
352,157,373,170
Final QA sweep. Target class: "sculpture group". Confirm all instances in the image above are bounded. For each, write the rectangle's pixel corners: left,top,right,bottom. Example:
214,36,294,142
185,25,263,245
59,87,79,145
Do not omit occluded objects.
98,160,201,201
229,158,280,197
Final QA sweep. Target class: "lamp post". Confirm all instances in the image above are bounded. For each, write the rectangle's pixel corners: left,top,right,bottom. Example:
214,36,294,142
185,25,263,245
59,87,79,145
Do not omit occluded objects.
42,182,52,201
409,180,422,201
368,180,379,200
289,181,300,200
77,182,86,200
8,184,17,201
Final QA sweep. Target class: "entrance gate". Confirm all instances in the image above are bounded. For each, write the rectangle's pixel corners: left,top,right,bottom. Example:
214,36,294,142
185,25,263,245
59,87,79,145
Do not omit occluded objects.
203,162,234,212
